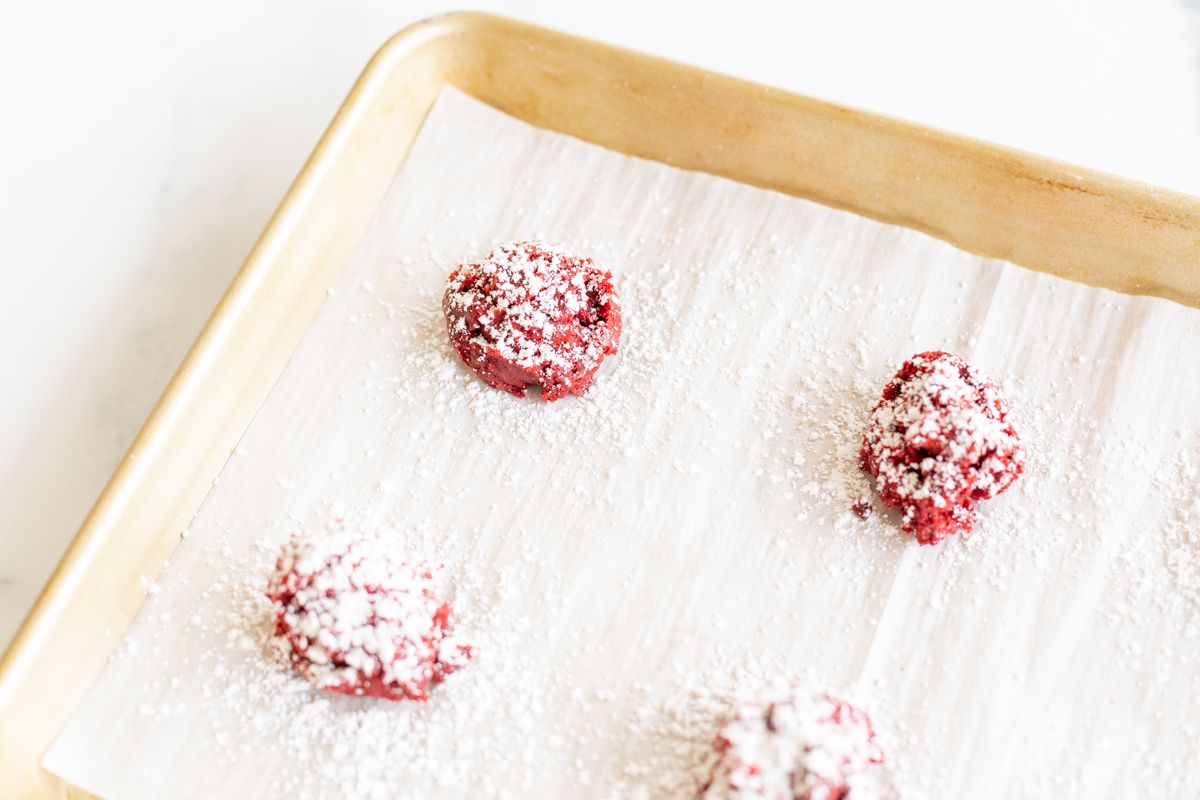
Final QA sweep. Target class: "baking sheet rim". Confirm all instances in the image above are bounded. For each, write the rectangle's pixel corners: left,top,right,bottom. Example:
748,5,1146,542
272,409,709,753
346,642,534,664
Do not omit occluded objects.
3,11,1199,797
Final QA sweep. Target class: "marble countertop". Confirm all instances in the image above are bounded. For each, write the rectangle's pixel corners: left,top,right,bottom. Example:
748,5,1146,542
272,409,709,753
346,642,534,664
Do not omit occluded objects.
1,0,1198,651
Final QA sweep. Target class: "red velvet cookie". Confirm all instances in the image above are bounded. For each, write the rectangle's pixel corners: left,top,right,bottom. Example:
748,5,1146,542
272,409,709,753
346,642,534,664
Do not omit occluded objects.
861,351,1025,545
700,681,889,800
266,530,471,701
443,241,621,401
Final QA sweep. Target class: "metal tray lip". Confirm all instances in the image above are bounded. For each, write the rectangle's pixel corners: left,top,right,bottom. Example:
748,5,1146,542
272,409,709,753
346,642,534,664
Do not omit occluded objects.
3,11,1198,797
481,14,1200,211
0,15,457,798
0,8,457,685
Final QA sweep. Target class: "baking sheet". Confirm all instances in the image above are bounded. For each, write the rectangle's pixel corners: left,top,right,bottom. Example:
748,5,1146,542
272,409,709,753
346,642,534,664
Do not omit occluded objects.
44,88,1200,799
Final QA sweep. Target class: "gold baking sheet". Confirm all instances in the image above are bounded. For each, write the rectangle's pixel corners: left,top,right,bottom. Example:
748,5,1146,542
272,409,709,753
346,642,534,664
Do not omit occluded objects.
40,88,1200,799
1,12,1198,798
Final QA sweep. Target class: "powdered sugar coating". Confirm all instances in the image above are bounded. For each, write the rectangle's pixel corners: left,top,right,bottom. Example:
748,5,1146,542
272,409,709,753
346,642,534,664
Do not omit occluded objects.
700,681,891,800
860,351,1025,545
442,241,621,401
266,529,471,701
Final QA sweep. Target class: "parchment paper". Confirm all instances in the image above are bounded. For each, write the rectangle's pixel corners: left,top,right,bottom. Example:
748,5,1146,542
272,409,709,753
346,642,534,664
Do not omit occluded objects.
44,88,1200,799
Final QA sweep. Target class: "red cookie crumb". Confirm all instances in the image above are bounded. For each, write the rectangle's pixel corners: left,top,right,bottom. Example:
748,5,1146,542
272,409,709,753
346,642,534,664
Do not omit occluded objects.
442,241,622,401
850,498,872,520
266,530,471,701
860,351,1025,546
700,681,890,800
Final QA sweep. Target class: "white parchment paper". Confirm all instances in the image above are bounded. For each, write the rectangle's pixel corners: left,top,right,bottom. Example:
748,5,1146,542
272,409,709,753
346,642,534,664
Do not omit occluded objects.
44,89,1200,799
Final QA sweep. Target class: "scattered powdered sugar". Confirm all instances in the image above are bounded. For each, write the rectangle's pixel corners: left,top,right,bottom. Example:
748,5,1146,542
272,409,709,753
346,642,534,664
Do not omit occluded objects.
1155,448,1200,627
149,513,549,799
698,679,890,800
43,88,1200,799
610,662,916,800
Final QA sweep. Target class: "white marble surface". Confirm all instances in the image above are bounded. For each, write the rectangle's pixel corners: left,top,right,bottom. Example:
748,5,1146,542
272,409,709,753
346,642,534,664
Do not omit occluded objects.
1,0,1198,652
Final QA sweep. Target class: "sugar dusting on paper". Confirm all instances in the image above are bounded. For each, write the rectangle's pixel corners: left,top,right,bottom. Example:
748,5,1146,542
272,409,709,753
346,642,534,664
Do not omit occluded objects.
42,89,1200,799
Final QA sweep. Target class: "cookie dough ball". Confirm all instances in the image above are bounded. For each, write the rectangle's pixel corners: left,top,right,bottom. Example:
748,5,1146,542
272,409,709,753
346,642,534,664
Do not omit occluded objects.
701,681,890,800
861,351,1025,545
443,241,622,401
266,530,471,701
